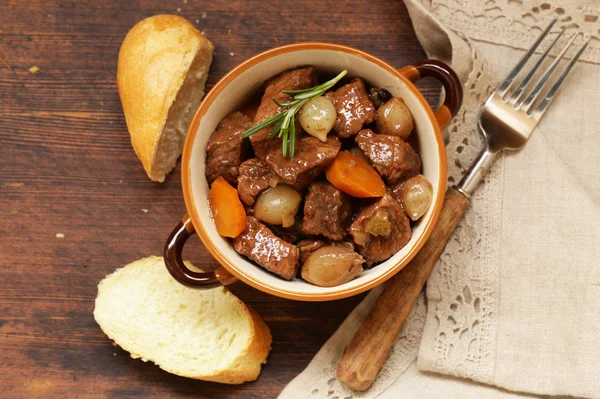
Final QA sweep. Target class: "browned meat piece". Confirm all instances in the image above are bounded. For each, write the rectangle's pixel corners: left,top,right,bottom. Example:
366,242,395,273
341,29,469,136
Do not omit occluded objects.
302,181,351,240
233,216,300,280
250,67,317,161
356,129,421,185
325,77,376,138
349,191,411,265
297,239,327,263
237,158,279,206
205,112,253,184
265,136,341,190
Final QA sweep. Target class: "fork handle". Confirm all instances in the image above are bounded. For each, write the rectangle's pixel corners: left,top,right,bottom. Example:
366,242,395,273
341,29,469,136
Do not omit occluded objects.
336,187,471,391
457,147,497,198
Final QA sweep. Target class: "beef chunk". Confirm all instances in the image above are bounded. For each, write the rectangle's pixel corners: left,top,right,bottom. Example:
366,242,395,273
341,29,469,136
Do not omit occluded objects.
233,216,300,280
205,112,253,184
349,191,411,265
325,77,376,138
297,239,327,263
302,181,351,240
250,67,317,160
356,129,421,185
265,136,341,190
237,158,279,206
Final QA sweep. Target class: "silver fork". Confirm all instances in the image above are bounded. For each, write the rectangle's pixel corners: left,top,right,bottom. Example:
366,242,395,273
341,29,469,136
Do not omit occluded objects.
337,18,589,391
457,18,589,197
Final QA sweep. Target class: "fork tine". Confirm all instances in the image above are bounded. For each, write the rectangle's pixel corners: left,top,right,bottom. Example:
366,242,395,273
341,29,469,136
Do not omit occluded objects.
519,32,580,111
530,39,589,118
508,28,566,103
498,18,557,95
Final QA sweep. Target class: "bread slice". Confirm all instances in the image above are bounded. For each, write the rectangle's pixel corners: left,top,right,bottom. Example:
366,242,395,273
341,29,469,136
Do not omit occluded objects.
117,15,214,182
94,256,271,384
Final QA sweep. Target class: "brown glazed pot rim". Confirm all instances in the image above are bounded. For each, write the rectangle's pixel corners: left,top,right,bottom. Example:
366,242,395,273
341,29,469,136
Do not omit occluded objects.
181,42,447,301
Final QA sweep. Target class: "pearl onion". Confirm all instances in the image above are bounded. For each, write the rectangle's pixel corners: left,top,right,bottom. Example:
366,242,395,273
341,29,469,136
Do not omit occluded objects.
254,185,302,228
298,96,336,142
399,174,433,221
375,98,414,139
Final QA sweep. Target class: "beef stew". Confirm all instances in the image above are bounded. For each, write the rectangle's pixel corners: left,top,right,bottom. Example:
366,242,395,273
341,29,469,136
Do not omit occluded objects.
205,67,434,287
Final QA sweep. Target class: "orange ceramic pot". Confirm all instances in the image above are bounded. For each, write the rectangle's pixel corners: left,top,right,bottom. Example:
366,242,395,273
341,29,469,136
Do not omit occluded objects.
164,43,462,301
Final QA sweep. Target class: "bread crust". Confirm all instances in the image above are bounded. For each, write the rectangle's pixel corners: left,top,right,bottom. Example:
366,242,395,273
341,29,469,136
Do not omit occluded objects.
117,15,213,181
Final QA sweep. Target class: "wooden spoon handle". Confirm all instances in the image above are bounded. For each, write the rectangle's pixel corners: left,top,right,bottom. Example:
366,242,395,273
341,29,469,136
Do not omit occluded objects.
336,187,471,391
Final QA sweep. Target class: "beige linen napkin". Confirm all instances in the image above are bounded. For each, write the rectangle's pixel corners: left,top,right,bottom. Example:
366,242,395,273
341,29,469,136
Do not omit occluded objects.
280,1,600,398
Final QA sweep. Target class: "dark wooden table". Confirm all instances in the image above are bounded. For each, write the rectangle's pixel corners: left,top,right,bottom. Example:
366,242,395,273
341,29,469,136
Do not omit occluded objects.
0,1,438,397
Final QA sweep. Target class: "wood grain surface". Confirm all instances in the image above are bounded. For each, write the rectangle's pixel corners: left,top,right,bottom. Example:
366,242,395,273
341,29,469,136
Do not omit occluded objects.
0,1,439,398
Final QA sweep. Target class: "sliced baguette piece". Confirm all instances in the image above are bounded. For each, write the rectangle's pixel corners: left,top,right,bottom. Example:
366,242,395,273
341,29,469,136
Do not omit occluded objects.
118,15,214,182
94,256,271,384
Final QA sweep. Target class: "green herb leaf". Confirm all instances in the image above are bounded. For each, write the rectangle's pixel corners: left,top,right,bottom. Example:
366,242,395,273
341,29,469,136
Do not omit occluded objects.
269,117,285,139
272,96,297,108
293,70,347,100
289,114,296,157
282,124,288,157
242,113,284,138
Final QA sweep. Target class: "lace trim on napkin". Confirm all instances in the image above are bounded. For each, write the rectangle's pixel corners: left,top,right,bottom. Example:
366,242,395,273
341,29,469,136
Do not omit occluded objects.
417,32,503,383
429,0,600,64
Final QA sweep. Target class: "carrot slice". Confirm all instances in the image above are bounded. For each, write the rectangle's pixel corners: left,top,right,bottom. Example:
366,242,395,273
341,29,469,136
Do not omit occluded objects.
208,177,247,238
325,151,386,198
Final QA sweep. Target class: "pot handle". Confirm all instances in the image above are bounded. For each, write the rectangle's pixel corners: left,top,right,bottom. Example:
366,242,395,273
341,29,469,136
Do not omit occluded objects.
399,60,463,130
164,214,238,288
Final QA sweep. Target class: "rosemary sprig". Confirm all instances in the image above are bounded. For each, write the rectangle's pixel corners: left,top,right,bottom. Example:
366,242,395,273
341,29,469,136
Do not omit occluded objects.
242,69,347,158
